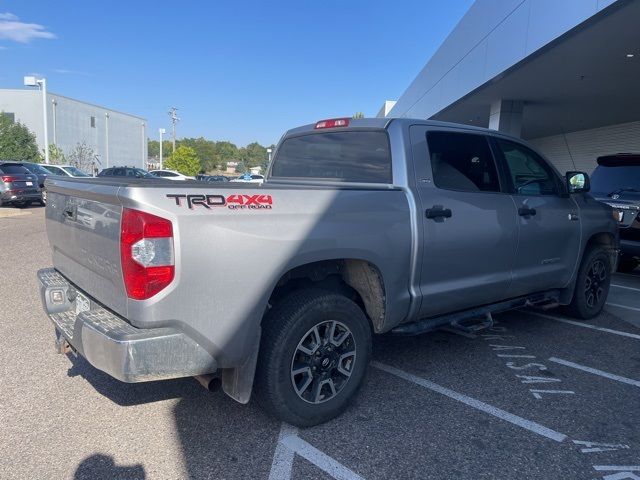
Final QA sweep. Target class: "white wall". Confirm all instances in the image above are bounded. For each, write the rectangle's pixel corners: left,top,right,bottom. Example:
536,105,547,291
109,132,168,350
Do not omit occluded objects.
0,89,146,169
529,120,640,174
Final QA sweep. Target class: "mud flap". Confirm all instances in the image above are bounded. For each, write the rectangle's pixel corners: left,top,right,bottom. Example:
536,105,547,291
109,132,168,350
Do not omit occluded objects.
221,328,260,404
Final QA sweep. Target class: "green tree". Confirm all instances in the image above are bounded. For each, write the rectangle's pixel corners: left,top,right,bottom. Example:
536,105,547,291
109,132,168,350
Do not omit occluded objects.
164,145,200,176
353,112,365,119
212,141,238,171
47,144,66,165
0,114,41,161
148,139,173,160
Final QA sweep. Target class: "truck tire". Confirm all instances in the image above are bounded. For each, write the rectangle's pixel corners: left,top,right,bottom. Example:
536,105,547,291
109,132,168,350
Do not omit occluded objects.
255,288,372,427
564,247,611,319
617,257,638,274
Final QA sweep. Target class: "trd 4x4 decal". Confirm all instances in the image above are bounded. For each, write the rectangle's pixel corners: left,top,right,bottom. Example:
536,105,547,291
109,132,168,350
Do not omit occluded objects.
167,193,273,210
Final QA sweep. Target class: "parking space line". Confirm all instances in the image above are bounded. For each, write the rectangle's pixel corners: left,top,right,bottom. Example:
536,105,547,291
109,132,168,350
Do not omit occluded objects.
611,284,640,292
269,424,296,480
593,466,640,471
269,423,365,480
527,312,640,340
549,357,640,388
372,361,567,442
280,434,365,480
606,302,640,313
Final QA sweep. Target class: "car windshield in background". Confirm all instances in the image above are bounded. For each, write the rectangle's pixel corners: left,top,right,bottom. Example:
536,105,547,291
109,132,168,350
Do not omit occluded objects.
0,164,31,174
65,167,91,177
590,164,640,194
271,131,392,183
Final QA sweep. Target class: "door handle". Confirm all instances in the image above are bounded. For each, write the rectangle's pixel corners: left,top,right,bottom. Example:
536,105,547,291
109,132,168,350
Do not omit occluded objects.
425,206,452,219
518,207,536,217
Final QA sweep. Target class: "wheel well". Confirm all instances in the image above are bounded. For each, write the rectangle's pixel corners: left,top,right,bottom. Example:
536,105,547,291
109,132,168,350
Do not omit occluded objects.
268,259,386,332
585,232,617,266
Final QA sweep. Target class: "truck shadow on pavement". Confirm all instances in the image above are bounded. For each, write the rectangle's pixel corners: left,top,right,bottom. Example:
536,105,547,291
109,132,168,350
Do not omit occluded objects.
74,454,145,480
66,353,282,479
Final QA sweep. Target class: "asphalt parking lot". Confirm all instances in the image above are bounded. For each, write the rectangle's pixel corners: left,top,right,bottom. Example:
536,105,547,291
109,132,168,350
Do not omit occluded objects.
2,207,639,480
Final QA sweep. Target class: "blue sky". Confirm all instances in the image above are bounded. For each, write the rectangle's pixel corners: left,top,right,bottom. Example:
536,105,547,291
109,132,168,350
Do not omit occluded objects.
0,1,473,146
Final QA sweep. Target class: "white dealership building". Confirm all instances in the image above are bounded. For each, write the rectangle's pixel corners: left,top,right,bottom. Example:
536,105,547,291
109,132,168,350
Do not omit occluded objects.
0,87,147,169
381,0,640,174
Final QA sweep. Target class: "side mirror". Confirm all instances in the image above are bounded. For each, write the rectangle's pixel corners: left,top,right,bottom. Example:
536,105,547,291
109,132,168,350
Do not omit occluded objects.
566,171,590,194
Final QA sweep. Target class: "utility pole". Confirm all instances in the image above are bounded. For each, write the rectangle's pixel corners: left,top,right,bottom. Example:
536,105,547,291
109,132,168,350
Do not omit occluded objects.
168,107,179,153
159,128,166,169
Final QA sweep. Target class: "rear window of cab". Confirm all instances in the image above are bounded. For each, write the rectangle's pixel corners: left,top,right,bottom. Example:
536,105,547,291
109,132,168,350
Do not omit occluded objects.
271,131,392,183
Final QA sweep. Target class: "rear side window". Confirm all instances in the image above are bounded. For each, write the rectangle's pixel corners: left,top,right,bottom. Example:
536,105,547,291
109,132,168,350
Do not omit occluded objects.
427,132,501,192
0,164,30,174
271,131,392,183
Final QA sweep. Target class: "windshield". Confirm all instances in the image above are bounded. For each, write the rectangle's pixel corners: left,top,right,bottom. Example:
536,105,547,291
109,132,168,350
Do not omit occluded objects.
590,165,640,195
271,131,392,183
63,166,91,177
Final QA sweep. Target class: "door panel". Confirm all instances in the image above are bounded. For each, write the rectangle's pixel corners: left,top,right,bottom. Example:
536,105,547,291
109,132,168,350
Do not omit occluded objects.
410,127,518,318
493,138,581,296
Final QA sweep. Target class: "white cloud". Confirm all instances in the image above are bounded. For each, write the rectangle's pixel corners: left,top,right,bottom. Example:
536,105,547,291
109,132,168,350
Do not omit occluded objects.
0,12,56,43
52,68,89,76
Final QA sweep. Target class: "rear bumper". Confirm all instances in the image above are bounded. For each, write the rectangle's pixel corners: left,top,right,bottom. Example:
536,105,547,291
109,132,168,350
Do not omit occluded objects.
37,268,217,382
1,190,41,203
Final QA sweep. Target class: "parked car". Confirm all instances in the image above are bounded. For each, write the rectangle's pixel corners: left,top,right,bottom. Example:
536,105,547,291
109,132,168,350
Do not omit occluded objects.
98,167,156,179
590,153,640,272
206,175,230,182
230,173,264,184
41,164,92,178
37,117,617,427
150,169,194,180
1,161,50,205
0,163,42,207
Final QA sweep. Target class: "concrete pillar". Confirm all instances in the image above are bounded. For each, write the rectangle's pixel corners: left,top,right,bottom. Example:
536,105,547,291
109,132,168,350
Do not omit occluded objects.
489,100,523,137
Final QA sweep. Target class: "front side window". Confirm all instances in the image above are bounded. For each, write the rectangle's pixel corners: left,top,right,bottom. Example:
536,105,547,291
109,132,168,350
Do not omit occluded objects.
271,131,391,183
427,131,501,193
495,139,557,196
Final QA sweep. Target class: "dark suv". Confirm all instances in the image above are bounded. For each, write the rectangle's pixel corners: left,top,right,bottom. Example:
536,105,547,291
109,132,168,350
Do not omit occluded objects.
7,162,52,205
98,167,156,179
0,163,42,207
591,153,640,272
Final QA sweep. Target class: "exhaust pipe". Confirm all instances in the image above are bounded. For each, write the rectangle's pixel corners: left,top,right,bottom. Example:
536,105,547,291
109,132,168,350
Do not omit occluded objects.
194,374,220,392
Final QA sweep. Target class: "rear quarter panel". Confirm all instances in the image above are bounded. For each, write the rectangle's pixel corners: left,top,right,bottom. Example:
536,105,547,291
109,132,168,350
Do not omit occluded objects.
120,184,413,366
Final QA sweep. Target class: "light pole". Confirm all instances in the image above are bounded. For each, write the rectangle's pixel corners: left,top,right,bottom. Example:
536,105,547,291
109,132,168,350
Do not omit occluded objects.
104,112,110,168
159,128,166,169
24,75,50,164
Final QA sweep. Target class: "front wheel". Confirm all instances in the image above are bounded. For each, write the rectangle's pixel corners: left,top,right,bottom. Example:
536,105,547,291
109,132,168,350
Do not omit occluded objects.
255,289,372,427
564,247,611,319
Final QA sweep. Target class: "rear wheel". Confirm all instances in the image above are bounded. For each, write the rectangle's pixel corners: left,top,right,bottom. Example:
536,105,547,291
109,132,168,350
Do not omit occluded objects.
617,257,638,274
255,289,372,427
564,247,611,319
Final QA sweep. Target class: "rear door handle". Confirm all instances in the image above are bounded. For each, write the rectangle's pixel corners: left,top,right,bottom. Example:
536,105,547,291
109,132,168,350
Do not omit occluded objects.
518,207,536,217
425,207,452,219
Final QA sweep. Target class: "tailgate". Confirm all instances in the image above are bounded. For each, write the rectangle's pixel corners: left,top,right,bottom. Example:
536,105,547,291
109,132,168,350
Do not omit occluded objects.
45,178,127,316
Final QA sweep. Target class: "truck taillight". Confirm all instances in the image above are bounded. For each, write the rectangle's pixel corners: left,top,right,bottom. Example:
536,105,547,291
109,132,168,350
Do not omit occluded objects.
120,208,174,300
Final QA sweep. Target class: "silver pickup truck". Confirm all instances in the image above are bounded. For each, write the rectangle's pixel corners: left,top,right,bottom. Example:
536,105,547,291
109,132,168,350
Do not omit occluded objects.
38,118,618,427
